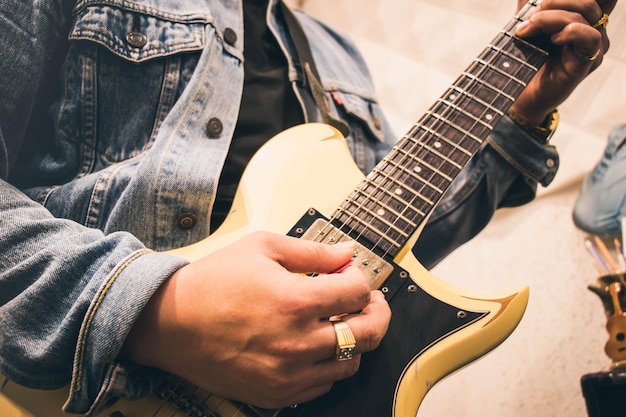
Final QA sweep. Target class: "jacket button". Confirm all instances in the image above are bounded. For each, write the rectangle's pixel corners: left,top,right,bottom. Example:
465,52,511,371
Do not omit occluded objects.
206,117,224,138
176,212,198,230
223,28,237,46
126,31,147,48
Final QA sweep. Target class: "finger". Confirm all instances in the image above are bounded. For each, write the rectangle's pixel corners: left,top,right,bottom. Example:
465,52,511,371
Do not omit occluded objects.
517,2,609,54
596,0,618,15
263,292,390,407
311,290,391,359
257,231,357,274
516,11,604,68
516,9,590,39
537,0,604,24
271,356,362,408
289,287,389,364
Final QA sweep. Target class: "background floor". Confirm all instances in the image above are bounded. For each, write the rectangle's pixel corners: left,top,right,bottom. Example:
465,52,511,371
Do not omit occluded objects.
296,0,626,416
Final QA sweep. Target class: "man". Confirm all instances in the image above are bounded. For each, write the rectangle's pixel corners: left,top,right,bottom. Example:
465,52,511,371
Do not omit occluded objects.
0,0,615,415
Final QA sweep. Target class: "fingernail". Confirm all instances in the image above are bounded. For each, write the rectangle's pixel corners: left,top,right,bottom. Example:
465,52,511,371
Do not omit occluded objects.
516,20,530,36
333,240,355,250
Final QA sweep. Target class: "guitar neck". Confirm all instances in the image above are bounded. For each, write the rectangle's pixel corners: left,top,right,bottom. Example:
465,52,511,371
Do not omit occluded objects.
331,0,550,258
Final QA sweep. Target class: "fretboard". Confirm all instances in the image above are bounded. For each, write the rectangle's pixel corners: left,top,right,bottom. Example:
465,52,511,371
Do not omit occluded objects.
331,0,551,259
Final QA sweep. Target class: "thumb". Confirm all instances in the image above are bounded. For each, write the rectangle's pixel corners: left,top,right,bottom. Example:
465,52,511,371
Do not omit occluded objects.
265,233,356,274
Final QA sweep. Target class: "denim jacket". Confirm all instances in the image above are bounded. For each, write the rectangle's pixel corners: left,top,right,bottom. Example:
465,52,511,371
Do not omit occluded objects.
0,0,559,414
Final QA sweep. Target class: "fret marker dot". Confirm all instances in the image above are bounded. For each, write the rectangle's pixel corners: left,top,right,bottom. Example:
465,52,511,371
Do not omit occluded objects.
503,61,510,68
395,188,403,195
414,166,422,173
434,141,442,148
485,114,493,121
377,209,386,216
449,94,457,100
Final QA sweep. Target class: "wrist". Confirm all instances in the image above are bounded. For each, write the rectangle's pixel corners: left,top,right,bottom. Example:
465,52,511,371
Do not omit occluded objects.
119,272,176,369
507,106,559,144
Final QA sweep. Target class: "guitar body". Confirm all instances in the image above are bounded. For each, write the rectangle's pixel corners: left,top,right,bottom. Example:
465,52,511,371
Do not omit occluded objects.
1,123,529,417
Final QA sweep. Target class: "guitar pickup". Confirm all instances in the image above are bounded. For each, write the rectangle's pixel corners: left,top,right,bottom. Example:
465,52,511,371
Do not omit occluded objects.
295,216,394,291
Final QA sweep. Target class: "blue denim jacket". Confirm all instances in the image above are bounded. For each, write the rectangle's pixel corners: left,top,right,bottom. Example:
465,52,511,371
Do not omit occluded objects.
0,0,559,414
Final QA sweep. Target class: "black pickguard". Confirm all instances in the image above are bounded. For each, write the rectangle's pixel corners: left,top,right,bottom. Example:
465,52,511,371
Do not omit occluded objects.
255,209,488,417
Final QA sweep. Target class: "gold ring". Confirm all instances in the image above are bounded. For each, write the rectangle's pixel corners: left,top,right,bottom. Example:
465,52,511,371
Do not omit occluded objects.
332,320,356,361
571,46,602,62
592,13,609,30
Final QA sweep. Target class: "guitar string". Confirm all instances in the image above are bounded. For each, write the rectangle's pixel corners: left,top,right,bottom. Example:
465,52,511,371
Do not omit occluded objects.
385,8,534,242
384,1,540,256
386,0,544,252
149,375,180,417
146,3,544,417
313,0,542,272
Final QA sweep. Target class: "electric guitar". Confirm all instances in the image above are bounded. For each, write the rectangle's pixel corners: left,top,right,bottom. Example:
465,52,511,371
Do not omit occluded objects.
1,1,553,416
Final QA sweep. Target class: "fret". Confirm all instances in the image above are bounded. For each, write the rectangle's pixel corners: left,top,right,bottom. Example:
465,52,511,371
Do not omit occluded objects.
455,73,515,108
376,160,444,200
410,119,484,160
482,40,542,81
396,149,456,191
435,97,496,132
494,33,548,71
333,209,402,255
392,146,455,185
474,56,528,90
361,174,434,214
329,1,551,257
466,60,527,99
403,132,464,172
439,95,502,137
421,110,486,155
361,177,433,228
350,177,431,229
445,85,505,120
348,190,419,233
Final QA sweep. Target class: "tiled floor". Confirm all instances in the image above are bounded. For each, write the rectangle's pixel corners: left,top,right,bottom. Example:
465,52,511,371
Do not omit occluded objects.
299,1,626,416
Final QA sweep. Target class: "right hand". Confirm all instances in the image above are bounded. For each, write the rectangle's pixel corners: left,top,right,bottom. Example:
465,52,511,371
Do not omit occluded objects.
121,231,391,409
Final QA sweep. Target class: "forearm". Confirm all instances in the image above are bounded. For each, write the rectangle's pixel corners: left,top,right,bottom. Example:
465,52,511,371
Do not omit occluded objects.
0,179,188,414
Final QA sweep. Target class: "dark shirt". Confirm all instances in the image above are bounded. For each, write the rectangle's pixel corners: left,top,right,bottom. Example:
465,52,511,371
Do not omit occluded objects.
211,0,303,231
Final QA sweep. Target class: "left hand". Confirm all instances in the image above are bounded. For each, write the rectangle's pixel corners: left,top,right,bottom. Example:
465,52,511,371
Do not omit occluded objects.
511,0,616,125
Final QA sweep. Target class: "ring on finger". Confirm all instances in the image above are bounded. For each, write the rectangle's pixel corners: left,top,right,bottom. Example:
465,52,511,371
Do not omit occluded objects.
571,46,601,62
331,319,356,361
592,13,609,30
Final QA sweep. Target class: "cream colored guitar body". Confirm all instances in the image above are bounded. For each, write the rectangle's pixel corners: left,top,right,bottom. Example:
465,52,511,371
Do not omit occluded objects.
1,123,529,417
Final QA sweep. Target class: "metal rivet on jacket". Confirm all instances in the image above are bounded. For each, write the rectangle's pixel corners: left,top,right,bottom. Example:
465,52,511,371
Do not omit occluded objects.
126,32,147,48
223,28,237,46
176,213,198,230
206,118,224,138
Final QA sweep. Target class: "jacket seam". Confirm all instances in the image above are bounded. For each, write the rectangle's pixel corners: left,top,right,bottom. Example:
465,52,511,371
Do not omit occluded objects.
73,248,153,392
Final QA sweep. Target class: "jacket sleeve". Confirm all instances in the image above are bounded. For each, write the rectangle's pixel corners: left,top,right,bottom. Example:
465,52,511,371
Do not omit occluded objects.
413,115,560,269
0,1,189,414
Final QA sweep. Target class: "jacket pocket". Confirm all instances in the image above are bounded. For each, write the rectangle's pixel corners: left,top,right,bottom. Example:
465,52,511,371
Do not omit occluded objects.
329,89,387,174
61,4,207,168
69,4,206,62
